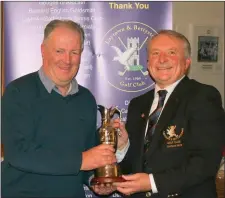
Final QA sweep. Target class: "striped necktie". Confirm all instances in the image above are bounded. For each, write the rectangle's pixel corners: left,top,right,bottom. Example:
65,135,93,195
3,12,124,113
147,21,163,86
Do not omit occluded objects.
144,90,167,152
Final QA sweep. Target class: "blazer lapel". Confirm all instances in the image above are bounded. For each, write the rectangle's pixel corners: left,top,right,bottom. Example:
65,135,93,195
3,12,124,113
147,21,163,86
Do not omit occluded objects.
147,76,190,156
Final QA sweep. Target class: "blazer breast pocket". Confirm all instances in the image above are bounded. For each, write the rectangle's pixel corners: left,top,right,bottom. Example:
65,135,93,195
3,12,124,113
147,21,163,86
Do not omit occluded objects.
160,124,185,152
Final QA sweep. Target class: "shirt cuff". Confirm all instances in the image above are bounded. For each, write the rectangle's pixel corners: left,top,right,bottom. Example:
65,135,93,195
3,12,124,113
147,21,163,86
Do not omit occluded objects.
115,139,130,163
149,174,158,193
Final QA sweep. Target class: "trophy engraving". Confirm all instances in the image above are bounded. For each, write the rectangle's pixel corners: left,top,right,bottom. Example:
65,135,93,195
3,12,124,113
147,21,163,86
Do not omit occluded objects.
91,105,125,185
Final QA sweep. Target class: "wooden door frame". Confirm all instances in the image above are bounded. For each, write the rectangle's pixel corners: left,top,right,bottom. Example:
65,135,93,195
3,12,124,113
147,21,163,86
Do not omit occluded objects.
1,1,4,158
1,1,4,96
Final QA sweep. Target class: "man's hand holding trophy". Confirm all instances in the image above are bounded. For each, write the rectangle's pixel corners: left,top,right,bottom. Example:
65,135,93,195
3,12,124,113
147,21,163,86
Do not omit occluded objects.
91,105,129,196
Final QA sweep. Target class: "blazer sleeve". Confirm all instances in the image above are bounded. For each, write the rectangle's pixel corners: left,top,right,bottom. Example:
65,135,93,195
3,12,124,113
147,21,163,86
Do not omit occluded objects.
153,86,225,197
120,97,144,174
2,83,97,176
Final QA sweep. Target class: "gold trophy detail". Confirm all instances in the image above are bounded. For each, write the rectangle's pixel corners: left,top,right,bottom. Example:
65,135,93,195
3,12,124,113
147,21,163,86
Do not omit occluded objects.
91,105,125,185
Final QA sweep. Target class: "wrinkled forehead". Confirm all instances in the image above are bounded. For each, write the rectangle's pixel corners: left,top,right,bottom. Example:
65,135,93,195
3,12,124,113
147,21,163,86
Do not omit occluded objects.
147,34,186,53
46,26,81,42
45,27,82,49
151,34,184,47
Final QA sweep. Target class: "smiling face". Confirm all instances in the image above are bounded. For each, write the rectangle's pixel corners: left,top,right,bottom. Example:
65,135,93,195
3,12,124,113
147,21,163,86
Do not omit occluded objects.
41,26,82,89
147,34,191,88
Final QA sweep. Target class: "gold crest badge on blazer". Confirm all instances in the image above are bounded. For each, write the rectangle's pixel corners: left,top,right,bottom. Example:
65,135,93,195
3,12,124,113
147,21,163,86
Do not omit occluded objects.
163,125,184,148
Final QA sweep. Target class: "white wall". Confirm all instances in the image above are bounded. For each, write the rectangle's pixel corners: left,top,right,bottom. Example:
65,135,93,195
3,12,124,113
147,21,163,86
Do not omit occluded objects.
173,2,224,107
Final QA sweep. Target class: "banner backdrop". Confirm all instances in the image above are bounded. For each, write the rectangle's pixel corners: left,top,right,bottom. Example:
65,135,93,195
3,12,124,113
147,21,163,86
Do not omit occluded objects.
3,2,172,197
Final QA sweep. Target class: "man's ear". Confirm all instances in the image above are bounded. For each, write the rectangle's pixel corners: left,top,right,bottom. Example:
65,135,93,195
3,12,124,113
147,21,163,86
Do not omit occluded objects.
185,58,191,70
41,43,45,58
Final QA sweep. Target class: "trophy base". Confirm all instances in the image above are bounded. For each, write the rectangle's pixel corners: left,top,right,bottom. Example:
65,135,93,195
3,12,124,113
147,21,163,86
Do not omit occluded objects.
90,176,126,185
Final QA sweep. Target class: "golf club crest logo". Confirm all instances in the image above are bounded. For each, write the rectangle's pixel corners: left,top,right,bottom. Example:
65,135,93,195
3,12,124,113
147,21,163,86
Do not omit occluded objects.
163,125,184,148
111,38,148,77
98,22,157,92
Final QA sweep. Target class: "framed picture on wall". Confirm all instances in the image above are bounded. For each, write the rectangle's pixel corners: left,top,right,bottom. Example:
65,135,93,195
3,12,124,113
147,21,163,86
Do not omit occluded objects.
197,36,219,62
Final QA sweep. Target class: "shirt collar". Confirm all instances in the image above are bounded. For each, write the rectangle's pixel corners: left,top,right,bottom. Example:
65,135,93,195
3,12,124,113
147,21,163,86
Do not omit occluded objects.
38,67,79,95
154,75,185,97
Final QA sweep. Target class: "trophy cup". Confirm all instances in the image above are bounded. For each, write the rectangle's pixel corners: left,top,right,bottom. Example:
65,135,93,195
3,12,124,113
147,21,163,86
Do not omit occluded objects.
91,105,125,185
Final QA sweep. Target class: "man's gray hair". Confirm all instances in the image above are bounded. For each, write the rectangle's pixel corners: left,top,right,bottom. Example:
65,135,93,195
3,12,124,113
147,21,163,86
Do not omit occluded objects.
149,30,191,58
43,19,85,50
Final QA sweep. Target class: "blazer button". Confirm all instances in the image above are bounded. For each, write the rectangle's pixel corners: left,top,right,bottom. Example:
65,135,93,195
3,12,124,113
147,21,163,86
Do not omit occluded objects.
146,192,151,197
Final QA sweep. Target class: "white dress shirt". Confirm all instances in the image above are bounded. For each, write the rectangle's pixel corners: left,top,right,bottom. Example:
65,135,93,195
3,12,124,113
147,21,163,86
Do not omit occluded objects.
116,76,185,193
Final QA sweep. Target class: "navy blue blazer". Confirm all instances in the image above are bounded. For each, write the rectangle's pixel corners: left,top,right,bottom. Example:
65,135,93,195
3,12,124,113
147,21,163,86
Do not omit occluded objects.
120,76,225,198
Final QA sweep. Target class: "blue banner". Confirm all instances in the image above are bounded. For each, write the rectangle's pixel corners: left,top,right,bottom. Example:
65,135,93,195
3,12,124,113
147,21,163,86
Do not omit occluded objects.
3,2,172,197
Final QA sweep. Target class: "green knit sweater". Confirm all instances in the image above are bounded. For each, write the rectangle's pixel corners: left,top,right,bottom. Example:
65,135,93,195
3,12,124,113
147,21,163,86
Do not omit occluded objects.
2,72,98,197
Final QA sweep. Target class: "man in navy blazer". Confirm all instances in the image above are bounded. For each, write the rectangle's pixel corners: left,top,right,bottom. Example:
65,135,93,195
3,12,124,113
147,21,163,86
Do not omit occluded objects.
113,30,225,198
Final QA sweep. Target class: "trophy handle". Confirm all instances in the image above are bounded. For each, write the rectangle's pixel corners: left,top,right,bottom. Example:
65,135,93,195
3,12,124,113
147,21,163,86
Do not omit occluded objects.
97,105,105,117
110,107,121,143
97,105,107,127
109,106,121,120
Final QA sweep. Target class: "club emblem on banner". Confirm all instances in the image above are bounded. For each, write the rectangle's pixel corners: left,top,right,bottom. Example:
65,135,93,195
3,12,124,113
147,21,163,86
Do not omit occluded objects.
98,21,157,92
111,43,148,77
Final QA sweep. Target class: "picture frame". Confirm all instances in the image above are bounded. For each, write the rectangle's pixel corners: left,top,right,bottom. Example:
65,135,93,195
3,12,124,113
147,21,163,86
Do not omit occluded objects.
197,36,219,62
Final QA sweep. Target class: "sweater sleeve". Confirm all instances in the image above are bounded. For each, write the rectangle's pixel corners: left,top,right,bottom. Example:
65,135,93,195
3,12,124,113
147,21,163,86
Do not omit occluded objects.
83,103,98,185
2,83,83,175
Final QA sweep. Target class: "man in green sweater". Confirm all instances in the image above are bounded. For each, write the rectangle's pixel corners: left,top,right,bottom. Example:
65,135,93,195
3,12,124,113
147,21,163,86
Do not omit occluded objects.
2,20,118,197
